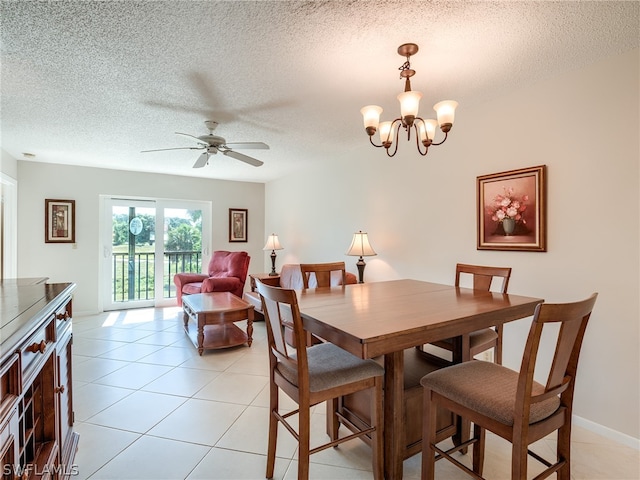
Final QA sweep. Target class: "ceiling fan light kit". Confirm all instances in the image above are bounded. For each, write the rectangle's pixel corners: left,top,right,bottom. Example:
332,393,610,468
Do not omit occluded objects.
142,120,269,168
361,43,458,157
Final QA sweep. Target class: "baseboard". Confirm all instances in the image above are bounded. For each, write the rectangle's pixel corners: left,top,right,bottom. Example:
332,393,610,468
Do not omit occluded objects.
573,415,640,450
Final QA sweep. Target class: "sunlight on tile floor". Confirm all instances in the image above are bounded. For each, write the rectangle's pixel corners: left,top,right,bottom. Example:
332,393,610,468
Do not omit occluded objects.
72,307,639,479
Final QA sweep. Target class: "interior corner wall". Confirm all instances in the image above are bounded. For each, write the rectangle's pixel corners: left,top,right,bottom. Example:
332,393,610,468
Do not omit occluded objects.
16,163,265,313
264,49,640,440
1,149,18,178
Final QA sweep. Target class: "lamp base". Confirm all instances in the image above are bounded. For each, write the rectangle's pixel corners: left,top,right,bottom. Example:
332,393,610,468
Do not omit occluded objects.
269,251,278,276
356,257,366,284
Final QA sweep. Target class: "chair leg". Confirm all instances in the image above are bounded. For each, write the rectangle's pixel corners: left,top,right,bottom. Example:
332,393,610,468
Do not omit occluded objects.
495,326,503,364
266,383,279,479
371,378,384,480
511,435,528,480
421,388,437,480
472,423,485,475
557,422,572,480
326,398,340,441
298,404,311,480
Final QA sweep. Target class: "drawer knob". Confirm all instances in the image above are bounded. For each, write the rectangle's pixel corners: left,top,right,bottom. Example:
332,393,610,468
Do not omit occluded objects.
27,340,46,354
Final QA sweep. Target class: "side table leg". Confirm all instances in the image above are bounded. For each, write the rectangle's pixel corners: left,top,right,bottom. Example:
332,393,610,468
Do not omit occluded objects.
246,308,254,347
197,322,204,356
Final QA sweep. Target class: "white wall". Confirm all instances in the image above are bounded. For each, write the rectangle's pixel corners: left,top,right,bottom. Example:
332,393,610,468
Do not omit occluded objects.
265,49,639,441
17,162,265,313
1,149,18,178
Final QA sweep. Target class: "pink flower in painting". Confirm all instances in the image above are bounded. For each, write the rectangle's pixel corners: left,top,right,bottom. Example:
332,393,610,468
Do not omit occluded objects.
506,206,519,218
487,186,529,224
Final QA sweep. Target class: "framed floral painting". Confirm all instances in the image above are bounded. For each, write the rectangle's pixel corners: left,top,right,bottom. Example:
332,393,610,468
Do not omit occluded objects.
477,165,546,251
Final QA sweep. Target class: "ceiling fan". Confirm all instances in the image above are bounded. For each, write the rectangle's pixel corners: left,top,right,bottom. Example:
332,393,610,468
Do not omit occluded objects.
141,120,268,168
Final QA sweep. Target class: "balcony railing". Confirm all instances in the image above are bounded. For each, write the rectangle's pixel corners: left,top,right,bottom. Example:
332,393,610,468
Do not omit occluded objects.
112,251,201,302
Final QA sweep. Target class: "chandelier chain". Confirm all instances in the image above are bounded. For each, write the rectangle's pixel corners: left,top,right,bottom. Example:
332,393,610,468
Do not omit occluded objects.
398,60,412,79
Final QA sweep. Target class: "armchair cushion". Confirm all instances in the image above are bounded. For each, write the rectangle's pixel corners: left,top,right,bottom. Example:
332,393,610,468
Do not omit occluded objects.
174,250,250,305
201,276,244,294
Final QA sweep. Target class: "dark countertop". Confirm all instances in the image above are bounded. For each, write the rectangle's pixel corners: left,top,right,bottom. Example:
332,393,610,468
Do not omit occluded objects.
0,280,76,362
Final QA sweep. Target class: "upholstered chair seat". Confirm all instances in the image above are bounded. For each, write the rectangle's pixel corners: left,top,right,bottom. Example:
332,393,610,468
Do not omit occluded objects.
422,361,560,426
277,342,384,392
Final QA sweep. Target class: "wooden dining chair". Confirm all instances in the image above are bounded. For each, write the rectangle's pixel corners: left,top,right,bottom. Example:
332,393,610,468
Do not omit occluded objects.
420,293,598,480
256,280,384,480
295,262,349,346
299,261,347,288
420,263,512,365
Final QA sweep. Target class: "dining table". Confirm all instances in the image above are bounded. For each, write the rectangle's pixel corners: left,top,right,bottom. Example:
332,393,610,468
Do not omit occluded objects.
296,278,543,480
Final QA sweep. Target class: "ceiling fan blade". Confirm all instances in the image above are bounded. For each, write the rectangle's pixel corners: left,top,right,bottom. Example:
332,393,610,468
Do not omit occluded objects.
224,142,269,150
193,152,209,168
141,146,204,153
176,132,209,145
223,150,264,167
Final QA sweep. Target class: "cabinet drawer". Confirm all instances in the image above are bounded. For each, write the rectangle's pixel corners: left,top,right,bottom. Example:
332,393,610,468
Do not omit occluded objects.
1,353,20,407
21,319,55,386
55,301,72,334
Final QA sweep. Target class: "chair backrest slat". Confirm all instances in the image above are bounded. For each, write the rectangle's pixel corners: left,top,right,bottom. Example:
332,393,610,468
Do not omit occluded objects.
300,262,347,289
256,280,309,385
455,263,511,293
536,298,597,391
516,293,597,423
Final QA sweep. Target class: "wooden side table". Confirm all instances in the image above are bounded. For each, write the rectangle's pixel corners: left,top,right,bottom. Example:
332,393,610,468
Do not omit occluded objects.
249,273,281,291
182,292,254,355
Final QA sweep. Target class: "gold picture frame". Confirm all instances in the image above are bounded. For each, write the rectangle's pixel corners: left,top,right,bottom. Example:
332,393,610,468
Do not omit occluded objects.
477,165,546,252
45,199,76,243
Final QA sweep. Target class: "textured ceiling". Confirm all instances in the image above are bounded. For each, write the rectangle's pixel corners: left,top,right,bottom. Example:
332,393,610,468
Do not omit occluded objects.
1,1,638,183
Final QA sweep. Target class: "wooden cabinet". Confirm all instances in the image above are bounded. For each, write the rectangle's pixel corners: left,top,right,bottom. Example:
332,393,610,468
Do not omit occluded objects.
0,281,78,480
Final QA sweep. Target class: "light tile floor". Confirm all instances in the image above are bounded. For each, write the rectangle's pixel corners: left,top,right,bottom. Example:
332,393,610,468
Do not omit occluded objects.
72,307,639,479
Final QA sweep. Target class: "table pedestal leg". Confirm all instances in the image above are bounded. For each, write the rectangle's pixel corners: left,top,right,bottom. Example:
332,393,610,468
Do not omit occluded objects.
384,350,405,479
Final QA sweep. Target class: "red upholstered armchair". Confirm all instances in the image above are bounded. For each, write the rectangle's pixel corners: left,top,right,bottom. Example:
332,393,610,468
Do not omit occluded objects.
173,250,250,306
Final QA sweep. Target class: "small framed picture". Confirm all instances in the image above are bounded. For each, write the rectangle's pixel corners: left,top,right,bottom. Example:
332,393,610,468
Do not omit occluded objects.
229,208,248,242
477,165,546,252
45,199,76,243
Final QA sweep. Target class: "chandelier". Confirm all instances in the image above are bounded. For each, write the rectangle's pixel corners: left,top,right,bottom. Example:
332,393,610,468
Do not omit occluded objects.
360,43,458,157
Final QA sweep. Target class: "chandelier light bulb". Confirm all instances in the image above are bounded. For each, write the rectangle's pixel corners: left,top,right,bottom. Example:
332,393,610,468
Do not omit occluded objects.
378,121,394,146
360,105,383,135
398,91,423,123
419,119,438,142
433,100,458,131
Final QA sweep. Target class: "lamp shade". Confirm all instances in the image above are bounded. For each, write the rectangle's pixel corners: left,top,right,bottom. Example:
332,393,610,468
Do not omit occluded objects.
346,231,377,257
378,121,394,145
263,234,283,251
361,105,383,130
433,100,458,126
398,90,423,119
419,119,438,142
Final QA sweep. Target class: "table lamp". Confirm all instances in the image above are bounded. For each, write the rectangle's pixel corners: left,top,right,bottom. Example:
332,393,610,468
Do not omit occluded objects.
346,230,377,283
263,234,284,276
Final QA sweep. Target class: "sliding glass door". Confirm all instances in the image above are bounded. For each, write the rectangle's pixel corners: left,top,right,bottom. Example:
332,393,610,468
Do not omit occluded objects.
101,196,210,310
